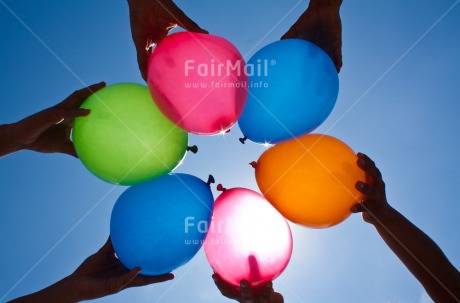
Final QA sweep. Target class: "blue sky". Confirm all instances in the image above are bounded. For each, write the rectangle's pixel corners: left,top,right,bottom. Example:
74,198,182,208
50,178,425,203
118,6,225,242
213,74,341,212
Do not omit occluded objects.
1,0,459,302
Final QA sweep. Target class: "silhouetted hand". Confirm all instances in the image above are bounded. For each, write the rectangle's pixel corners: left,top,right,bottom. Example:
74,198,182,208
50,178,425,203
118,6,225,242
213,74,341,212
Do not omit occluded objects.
2,82,105,158
8,238,174,303
350,154,460,302
67,238,174,301
212,273,284,303
128,0,208,81
281,0,343,72
351,152,392,225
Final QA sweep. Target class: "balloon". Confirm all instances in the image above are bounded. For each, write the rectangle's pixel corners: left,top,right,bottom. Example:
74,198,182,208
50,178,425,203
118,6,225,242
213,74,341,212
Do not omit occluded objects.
110,173,214,276
238,39,339,144
147,32,248,135
254,134,365,228
73,83,188,185
204,188,292,287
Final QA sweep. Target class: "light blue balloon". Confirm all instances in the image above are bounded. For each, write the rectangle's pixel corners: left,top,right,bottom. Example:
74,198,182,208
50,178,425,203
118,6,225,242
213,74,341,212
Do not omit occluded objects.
110,173,214,276
238,39,339,144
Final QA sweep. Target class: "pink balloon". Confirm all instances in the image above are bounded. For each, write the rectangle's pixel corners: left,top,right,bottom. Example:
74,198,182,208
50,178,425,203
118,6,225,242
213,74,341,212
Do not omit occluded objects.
204,188,293,287
147,32,248,135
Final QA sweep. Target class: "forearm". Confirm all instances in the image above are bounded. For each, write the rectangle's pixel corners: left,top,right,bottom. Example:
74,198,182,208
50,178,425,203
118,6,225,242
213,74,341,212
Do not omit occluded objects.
309,0,342,10
0,124,22,157
127,0,154,7
8,276,77,303
373,207,460,303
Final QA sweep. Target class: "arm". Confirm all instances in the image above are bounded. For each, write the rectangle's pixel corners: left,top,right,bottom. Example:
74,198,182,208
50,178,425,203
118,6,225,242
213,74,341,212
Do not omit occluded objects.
212,273,284,303
127,0,208,81
0,82,105,158
0,124,22,157
8,238,174,303
7,277,75,303
352,153,460,303
281,0,343,72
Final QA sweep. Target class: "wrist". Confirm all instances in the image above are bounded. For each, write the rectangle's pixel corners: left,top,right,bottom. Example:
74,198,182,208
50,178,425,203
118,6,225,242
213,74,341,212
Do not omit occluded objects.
11,276,78,303
127,0,152,9
372,205,397,226
46,276,78,303
0,123,24,155
308,0,342,10
59,274,84,303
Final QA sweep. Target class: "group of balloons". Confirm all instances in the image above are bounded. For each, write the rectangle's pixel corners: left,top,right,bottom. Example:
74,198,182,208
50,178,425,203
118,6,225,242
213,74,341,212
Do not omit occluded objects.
72,31,365,287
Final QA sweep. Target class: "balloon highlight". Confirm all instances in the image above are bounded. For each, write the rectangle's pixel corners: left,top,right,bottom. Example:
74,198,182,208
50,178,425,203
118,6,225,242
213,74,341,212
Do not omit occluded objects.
204,188,293,287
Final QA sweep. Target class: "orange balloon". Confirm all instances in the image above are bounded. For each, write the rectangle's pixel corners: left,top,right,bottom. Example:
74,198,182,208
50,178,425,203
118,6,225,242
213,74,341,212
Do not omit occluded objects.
254,134,365,228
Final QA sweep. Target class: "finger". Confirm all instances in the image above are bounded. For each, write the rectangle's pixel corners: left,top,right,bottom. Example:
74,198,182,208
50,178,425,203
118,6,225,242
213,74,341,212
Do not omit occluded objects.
212,274,239,298
165,2,208,34
332,47,343,72
260,282,273,303
134,35,151,82
98,237,114,254
133,29,167,81
357,153,384,186
19,107,72,134
212,273,225,288
350,201,369,213
62,82,106,108
357,152,374,167
111,267,141,293
212,272,222,282
128,272,174,287
240,280,254,303
176,16,208,34
355,181,378,199
281,26,297,40
272,292,284,303
62,108,90,120
154,28,169,46
61,141,78,158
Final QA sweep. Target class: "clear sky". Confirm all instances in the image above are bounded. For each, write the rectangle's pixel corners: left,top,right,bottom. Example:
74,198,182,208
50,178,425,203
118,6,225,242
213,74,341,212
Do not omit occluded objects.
1,0,459,302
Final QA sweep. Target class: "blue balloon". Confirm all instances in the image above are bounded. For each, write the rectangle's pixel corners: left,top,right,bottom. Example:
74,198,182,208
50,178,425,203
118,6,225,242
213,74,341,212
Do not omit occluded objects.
110,173,214,276
238,39,339,144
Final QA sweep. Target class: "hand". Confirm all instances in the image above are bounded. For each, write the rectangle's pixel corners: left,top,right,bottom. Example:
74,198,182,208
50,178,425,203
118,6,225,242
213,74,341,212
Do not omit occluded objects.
212,273,284,303
67,238,174,302
128,0,208,81
351,152,393,225
281,0,343,72
6,82,105,158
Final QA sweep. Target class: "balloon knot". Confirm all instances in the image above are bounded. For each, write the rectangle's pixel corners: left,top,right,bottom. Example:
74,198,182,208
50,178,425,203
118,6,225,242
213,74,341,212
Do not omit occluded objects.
249,161,258,169
206,175,215,187
187,145,198,154
239,136,247,144
225,129,231,133
216,184,227,192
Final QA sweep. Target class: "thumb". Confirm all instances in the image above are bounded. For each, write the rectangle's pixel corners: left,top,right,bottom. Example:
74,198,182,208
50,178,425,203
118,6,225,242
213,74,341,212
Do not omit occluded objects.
351,202,367,213
273,292,284,303
172,7,208,34
178,17,208,34
281,26,297,40
16,107,86,138
112,267,141,293
333,52,343,73
61,141,78,158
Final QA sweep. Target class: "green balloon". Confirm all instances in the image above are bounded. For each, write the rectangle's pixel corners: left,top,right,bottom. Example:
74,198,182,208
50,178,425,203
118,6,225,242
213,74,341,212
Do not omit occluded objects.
73,83,188,185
